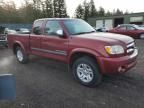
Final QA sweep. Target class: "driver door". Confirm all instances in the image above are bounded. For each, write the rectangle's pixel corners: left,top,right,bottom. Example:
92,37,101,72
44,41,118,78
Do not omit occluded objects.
41,20,68,62
126,26,138,38
116,26,127,35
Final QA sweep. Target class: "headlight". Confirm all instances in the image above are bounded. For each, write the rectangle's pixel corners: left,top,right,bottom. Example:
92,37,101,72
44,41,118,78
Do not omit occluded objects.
105,45,124,55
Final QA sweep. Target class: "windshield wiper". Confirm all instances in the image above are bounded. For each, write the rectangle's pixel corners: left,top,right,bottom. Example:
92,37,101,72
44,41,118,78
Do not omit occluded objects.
85,31,96,33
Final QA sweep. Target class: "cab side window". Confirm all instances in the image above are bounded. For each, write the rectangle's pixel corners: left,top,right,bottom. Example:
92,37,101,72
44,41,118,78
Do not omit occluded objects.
118,26,126,30
44,21,62,36
127,26,136,30
33,20,44,35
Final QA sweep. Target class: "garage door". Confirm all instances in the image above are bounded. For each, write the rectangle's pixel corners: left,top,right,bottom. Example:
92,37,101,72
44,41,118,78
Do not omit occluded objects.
96,20,103,28
105,19,113,29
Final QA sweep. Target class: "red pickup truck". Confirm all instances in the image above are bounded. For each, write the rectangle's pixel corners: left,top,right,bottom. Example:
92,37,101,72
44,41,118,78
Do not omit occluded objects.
7,18,138,87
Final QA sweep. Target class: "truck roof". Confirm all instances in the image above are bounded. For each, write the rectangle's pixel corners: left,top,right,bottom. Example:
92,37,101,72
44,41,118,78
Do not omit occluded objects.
35,18,77,22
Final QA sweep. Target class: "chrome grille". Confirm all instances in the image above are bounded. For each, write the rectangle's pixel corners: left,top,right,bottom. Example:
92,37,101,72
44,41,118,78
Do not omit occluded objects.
0,34,6,40
127,42,135,54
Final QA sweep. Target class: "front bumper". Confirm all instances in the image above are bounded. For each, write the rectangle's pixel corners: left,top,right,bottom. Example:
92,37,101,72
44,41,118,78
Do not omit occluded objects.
97,48,138,74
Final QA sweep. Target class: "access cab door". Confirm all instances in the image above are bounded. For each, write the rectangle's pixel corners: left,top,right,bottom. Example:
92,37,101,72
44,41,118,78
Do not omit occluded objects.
41,20,69,62
30,20,44,54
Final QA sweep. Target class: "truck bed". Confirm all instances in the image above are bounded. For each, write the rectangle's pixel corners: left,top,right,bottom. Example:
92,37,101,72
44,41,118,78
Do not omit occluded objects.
7,34,30,52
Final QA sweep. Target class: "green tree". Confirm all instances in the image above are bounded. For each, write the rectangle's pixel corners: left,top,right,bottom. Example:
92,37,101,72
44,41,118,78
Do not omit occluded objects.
23,1,35,23
83,0,90,21
115,9,123,15
89,0,97,17
53,0,68,18
1,1,21,23
98,7,105,16
45,0,53,17
75,4,84,19
32,0,42,19
106,11,112,16
124,10,129,14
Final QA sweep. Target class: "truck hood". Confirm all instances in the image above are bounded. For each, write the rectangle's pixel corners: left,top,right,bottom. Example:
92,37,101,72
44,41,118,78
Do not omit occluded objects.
74,32,134,44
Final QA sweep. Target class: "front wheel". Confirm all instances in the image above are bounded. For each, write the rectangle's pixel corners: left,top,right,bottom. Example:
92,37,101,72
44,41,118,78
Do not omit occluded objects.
72,56,102,87
16,47,29,64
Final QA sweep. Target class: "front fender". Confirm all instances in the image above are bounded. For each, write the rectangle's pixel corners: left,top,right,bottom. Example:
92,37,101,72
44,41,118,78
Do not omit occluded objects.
68,48,101,62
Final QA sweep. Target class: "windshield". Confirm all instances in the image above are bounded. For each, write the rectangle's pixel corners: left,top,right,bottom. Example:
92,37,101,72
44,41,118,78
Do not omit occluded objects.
133,25,140,29
138,25,144,29
64,19,96,35
133,25,144,30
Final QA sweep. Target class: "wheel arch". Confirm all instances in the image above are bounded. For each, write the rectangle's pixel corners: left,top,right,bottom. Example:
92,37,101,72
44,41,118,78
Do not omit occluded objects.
69,49,101,70
139,32,144,38
13,41,25,54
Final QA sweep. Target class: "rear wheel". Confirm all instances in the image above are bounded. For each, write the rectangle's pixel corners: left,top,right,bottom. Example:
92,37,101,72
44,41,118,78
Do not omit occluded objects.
140,34,144,39
72,56,102,87
16,47,29,64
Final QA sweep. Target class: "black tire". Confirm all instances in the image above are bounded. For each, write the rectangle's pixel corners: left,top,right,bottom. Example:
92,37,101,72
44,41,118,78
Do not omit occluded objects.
72,56,102,87
139,34,144,39
15,47,29,64
4,44,8,48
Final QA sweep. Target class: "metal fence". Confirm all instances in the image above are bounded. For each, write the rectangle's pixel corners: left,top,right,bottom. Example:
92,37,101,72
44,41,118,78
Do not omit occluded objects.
0,23,32,30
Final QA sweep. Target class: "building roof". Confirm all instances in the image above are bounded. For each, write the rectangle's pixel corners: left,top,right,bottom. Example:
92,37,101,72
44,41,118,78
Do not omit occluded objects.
89,12,144,19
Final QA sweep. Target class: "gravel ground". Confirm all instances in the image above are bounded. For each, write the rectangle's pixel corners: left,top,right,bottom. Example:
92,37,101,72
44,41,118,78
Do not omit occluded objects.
0,40,143,108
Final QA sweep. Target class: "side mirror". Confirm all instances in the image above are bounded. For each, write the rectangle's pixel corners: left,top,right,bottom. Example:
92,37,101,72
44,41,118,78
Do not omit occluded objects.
33,27,41,35
56,30,64,37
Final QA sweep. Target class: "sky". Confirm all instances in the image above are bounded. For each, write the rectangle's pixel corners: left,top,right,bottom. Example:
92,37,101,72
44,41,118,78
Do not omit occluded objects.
3,0,144,17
